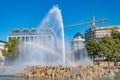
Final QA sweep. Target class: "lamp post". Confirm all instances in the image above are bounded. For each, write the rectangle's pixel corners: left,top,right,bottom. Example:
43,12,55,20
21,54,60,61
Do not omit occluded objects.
92,55,94,65
108,57,110,73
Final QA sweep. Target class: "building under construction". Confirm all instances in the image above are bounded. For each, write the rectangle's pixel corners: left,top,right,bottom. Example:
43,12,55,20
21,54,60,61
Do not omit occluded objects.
85,25,120,41
66,16,120,41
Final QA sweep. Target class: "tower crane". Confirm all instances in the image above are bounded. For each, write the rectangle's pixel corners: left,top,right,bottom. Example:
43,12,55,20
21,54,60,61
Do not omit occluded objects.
66,16,107,29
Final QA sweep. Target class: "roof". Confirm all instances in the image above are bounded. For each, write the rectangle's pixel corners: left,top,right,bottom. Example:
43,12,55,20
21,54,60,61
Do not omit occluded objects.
0,40,6,43
73,32,84,39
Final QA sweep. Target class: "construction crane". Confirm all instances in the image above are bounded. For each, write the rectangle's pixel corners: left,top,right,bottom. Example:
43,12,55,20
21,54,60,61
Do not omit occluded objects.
66,16,108,29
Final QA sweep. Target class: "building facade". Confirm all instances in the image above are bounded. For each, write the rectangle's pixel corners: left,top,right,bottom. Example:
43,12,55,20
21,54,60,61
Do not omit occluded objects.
85,25,120,41
0,40,5,66
72,33,85,60
8,28,56,42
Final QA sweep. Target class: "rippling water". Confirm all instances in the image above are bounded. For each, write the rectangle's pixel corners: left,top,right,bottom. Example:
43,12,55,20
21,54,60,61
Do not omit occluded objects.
0,75,62,80
0,76,116,80
0,72,120,80
0,75,24,80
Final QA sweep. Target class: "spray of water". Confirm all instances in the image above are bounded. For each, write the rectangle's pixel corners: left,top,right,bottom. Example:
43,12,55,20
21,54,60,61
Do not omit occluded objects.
14,5,66,66
39,5,65,66
3,5,93,68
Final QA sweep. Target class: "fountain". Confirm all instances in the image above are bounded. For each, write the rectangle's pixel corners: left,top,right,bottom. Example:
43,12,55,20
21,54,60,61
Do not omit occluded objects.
17,5,66,66
0,5,93,68
16,5,93,67
0,5,117,80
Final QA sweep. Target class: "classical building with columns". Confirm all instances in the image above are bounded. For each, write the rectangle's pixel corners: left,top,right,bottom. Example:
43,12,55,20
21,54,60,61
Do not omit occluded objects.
8,28,55,42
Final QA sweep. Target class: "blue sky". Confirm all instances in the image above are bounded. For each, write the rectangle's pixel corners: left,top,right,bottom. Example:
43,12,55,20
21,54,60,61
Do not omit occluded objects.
0,0,120,42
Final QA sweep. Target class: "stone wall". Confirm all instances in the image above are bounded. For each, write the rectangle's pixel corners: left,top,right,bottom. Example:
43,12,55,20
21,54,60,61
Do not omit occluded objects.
15,65,116,80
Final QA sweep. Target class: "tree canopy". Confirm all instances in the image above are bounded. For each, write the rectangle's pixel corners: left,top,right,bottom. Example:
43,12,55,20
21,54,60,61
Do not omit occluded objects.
86,39,100,56
86,30,120,62
2,37,19,57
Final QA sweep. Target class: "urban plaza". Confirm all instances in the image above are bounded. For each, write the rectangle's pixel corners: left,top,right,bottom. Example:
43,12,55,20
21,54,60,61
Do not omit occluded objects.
0,0,120,80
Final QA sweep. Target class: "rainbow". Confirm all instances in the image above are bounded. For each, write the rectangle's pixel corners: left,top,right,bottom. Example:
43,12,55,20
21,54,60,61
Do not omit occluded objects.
26,41,77,66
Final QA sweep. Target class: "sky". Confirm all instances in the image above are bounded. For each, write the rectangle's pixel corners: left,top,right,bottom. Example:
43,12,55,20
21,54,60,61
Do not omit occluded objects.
0,0,120,42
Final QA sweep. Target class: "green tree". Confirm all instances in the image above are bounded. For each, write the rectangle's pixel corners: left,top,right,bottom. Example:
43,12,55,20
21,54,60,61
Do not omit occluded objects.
86,39,101,61
111,30,120,65
98,30,120,66
86,30,120,67
2,37,20,65
100,36,115,58
111,29,120,39
2,37,19,57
